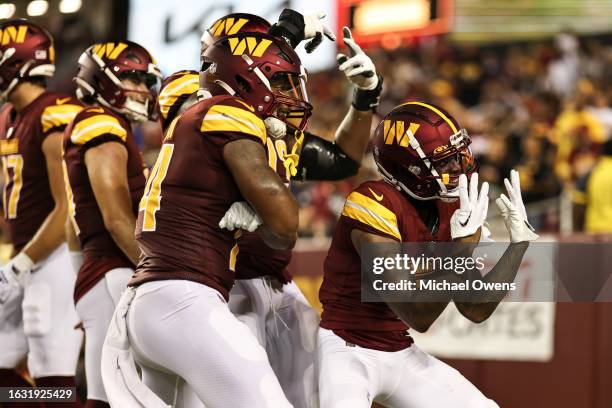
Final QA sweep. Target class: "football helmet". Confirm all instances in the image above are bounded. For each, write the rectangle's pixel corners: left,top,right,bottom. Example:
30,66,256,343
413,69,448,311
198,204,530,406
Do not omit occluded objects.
74,41,161,122
157,70,199,130
0,19,55,101
201,13,271,54
201,32,312,131
372,102,477,201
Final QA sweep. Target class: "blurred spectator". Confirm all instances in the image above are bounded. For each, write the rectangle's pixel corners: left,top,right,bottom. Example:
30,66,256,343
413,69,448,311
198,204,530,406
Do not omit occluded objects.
573,139,612,233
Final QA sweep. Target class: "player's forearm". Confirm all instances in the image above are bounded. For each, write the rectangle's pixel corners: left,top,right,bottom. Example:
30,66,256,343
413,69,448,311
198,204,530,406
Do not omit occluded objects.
104,213,139,265
334,107,373,163
453,242,529,322
259,224,297,250
21,202,67,263
388,301,449,333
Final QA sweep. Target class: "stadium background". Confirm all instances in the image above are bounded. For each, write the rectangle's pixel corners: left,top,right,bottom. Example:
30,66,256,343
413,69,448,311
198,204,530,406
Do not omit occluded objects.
1,0,612,407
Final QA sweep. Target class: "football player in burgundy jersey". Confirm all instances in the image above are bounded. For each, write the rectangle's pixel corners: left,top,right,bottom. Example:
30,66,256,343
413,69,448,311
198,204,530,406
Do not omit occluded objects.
317,102,538,407
104,31,312,408
155,11,381,408
63,41,161,408
0,19,84,402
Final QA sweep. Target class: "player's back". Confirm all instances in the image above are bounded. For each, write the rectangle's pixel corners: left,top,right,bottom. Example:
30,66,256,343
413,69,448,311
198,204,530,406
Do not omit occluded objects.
131,95,267,299
319,179,458,351
0,91,81,251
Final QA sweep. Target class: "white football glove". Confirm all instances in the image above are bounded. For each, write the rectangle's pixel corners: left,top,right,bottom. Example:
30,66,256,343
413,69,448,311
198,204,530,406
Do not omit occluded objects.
0,252,33,304
264,117,286,140
303,12,336,53
496,170,539,243
451,173,490,239
219,201,262,232
337,27,378,90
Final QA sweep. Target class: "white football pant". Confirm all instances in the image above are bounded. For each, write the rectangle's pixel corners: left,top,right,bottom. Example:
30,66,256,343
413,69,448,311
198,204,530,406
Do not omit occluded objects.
0,244,83,378
316,328,499,408
126,279,293,408
229,278,320,408
76,267,132,402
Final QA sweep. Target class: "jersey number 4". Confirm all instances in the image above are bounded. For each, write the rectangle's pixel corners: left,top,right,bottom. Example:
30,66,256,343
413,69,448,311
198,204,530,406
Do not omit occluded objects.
139,144,174,231
2,154,23,220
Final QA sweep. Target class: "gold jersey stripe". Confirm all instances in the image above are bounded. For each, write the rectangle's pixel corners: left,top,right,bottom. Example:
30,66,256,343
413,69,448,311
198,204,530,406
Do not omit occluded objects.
71,114,127,145
0,139,19,155
401,102,458,133
201,104,266,144
342,191,401,240
158,74,199,118
41,104,82,133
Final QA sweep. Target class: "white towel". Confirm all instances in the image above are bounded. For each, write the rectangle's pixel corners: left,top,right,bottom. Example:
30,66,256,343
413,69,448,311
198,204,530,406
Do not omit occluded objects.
101,287,170,408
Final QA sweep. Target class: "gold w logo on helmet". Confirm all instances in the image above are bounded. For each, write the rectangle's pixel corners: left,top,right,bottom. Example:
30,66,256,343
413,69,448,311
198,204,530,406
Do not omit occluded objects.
93,42,128,60
0,26,27,45
228,37,272,57
383,120,420,147
210,18,249,37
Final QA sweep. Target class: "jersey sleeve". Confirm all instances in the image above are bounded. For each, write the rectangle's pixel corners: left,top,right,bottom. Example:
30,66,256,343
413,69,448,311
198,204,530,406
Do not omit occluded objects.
69,108,129,150
40,96,82,136
340,185,402,242
199,97,267,146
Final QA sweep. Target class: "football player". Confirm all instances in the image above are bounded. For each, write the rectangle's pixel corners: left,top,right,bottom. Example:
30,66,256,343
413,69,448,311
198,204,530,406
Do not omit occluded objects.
316,103,539,407
106,31,312,408
0,18,83,401
200,12,381,408
63,41,161,408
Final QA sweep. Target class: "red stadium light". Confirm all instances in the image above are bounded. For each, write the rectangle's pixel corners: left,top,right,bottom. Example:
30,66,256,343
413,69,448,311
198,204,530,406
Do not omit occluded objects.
337,0,454,48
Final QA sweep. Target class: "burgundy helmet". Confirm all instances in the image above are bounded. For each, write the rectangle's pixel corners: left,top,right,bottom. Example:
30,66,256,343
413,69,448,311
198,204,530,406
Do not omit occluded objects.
201,13,271,54
201,32,312,131
157,70,199,130
373,102,477,201
74,41,161,122
0,19,55,101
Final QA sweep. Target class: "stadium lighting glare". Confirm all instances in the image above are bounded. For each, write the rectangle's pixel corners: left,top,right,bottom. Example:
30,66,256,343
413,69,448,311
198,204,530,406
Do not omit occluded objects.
27,0,48,16
59,0,81,14
0,3,15,19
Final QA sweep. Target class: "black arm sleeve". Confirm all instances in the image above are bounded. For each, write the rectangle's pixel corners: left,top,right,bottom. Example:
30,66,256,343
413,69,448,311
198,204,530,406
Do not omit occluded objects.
294,132,360,181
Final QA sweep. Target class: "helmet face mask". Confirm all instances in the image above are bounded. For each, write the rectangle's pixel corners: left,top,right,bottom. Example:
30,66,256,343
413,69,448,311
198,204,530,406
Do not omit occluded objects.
200,32,312,131
373,103,478,201
74,41,161,122
0,19,55,102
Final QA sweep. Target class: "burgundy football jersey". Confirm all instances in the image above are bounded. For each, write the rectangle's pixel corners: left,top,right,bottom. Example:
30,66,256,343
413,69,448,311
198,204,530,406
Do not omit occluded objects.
319,180,459,351
130,95,269,300
232,134,300,283
0,92,81,252
63,106,146,302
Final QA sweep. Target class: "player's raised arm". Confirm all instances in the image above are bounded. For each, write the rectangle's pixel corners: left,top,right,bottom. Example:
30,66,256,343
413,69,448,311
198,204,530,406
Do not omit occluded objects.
224,138,298,250
451,170,537,323
292,27,382,181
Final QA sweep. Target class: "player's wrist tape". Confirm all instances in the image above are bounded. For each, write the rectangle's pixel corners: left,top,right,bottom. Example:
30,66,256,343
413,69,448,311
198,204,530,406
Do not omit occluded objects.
12,252,34,276
352,75,383,111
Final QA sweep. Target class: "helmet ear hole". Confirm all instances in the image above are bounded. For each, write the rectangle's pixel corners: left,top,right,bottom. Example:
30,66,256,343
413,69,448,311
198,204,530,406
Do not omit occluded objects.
235,75,251,93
